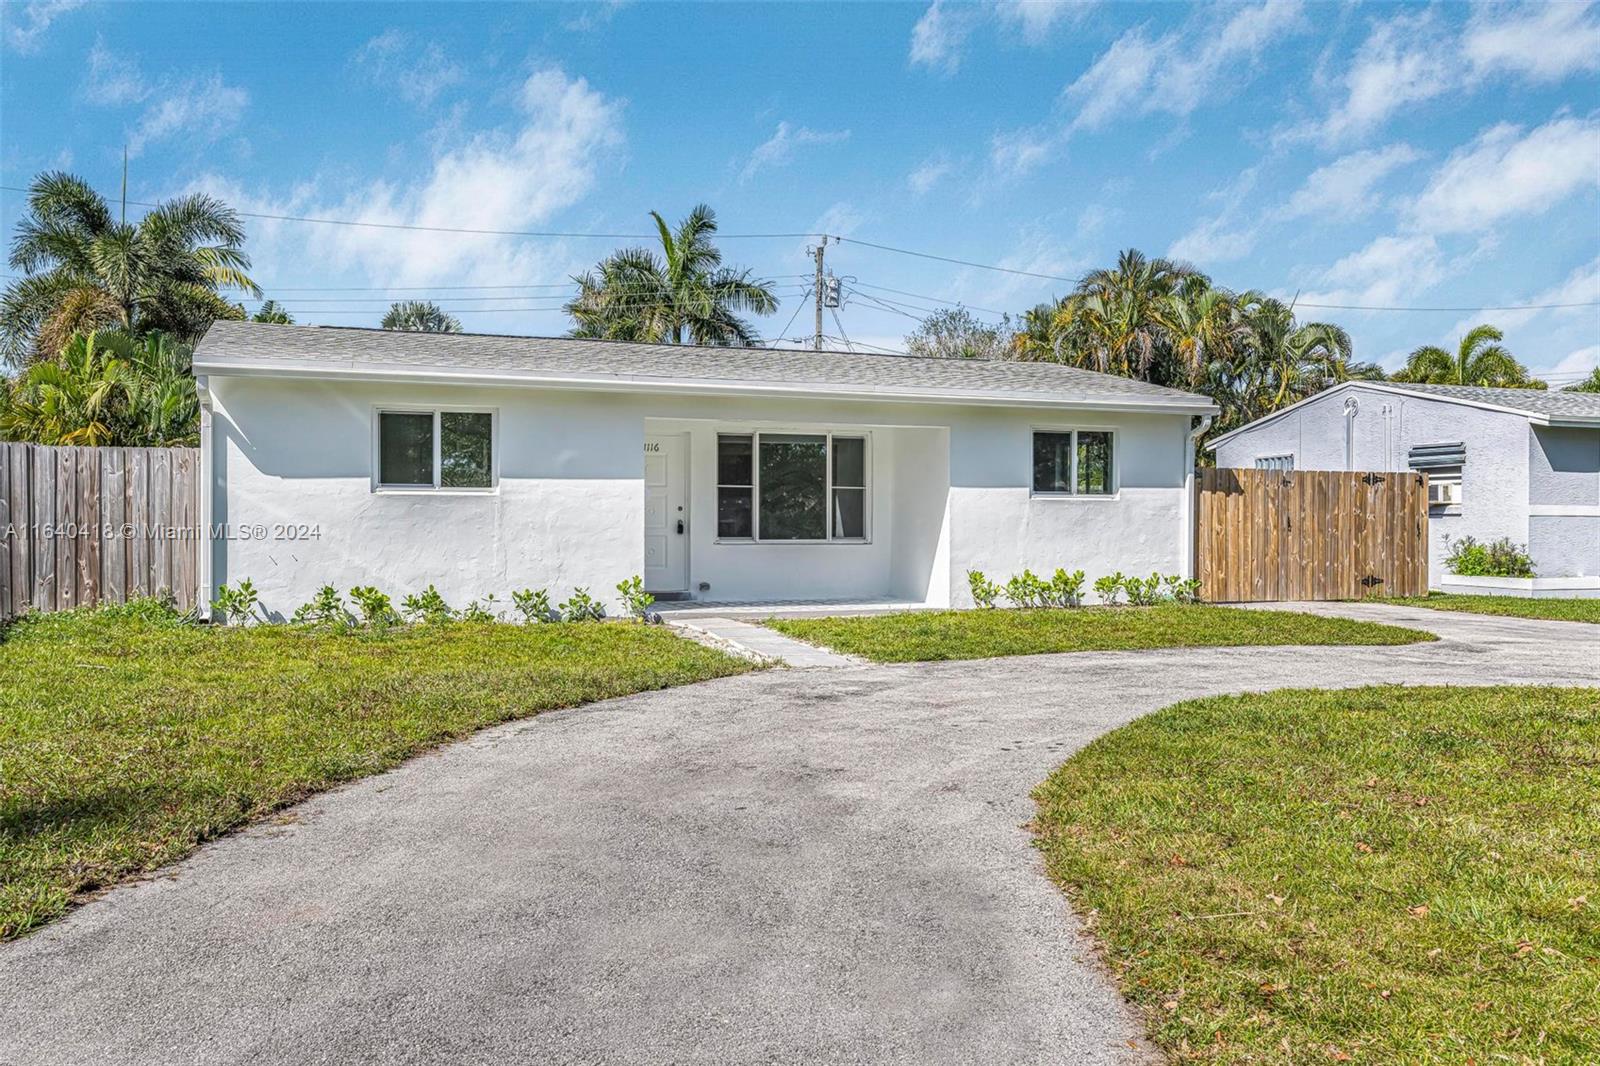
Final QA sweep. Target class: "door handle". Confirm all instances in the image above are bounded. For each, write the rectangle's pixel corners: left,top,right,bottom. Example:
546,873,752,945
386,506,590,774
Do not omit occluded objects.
676,519,685,535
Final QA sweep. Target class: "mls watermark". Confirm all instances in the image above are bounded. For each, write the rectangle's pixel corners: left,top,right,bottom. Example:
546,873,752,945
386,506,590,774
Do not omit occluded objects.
2,522,322,542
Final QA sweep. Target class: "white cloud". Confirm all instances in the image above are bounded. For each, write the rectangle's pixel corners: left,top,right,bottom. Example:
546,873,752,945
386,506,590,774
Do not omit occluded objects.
354,30,463,107
1463,1,1600,82
1446,256,1600,335
127,75,250,157
993,1,1089,37
82,38,147,106
740,121,849,182
987,127,1055,179
1168,217,1258,265
1553,344,1600,376
1278,143,1423,220
563,0,630,33
1065,0,1304,132
4,0,84,54
1298,234,1446,307
1308,4,1600,145
1406,116,1600,235
906,155,952,195
909,0,979,74
191,67,625,304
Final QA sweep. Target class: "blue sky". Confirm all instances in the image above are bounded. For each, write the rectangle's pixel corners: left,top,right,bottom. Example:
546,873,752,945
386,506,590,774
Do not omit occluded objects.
3,0,1598,380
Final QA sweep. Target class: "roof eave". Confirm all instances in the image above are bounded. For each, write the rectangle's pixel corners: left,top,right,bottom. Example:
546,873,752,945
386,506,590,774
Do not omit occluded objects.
192,358,1218,416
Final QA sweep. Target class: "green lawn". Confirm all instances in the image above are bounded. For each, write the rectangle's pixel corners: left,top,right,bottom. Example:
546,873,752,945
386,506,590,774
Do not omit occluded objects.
1032,686,1600,1064
763,605,1433,663
1388,592,1600,624
0,601,753,940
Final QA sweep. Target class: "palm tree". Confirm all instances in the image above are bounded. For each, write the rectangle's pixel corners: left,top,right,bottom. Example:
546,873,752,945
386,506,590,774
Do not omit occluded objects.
251,300,294,324
1393,324,1543,388
1563,367,1600,394
381,300,461,333
1,171,259,366
0,329,198,447
565,204,778,346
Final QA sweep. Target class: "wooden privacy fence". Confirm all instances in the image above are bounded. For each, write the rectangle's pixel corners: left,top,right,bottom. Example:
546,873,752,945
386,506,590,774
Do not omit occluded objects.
0,443,201,619
1197,467,1429,603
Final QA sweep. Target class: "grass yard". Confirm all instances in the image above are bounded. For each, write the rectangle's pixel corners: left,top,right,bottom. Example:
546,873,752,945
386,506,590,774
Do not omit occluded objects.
764,605,1433,663
1387,592,1600,624
0,602,753,940
1033,686,1600,1064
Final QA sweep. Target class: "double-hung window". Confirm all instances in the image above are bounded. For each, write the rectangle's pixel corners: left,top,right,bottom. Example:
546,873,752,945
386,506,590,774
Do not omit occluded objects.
1032,430,1115,496
376,409,494,490
717,432,867,541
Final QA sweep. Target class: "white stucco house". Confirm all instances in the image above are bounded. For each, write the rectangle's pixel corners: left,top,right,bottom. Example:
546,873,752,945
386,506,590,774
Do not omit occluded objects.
1209,381,1600,589
192,321,1218,617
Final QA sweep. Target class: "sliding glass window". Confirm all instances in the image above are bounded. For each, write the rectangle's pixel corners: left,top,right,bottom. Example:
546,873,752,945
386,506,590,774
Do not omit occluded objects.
716,432,869,542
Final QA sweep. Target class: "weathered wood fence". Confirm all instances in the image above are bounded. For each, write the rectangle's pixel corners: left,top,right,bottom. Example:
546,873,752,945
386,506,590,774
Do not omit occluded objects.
0,443,201,619
1197,467,1429,603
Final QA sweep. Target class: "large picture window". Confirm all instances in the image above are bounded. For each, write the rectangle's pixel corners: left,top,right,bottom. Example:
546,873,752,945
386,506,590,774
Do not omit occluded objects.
717,432,868,542
1032,430,1115,496
376,409,494,490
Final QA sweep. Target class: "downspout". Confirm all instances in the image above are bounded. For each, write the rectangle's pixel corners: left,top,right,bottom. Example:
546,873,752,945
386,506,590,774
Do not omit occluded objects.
1343,396,1360,471
196,374,214,622
1182,414,1215,579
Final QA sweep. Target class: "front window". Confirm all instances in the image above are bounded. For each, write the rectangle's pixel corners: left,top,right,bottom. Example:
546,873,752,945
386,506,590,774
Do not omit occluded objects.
717,432,868,541
377,409,494,490
1033,430,1115,495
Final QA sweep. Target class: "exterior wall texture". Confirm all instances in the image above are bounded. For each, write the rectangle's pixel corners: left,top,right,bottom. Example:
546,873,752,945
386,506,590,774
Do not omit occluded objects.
1212,385,1535,586
207,376,1197,616
1528,425,1600,577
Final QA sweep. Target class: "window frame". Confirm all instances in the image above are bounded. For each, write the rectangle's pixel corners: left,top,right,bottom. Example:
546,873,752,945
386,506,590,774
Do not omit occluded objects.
714,429,871,544
1029,426,1119,499
371,405,499,494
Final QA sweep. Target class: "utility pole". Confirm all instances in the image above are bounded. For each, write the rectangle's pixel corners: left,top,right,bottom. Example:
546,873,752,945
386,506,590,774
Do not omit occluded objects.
812,241,826,351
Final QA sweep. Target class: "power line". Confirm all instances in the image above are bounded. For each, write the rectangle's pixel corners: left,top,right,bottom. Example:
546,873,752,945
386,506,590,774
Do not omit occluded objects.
835,236,1078,283
1294,300,1600,312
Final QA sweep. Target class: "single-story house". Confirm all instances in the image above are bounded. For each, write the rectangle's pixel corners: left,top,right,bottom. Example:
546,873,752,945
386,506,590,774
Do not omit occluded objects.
192,322,1218,617
1209,381,1600,588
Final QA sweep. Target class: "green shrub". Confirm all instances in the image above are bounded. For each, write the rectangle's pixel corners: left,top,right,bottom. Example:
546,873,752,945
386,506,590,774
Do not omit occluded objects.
291,585,349,627
1121,572,1165,606
1444,535,1535,578
559,587,605,622
458,596,500,623
1162,574,1202,603
512,588,554,623
1092,572,1125,605
1004,569,1051,609
347,586,398,628
967,569,1002,609
1047,568,1086,607
616,575,655,620
400,585,453,624
212,579,258,624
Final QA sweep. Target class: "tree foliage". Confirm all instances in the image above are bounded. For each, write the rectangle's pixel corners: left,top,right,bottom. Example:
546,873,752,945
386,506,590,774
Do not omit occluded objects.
251,299,294,324
565,204,777,346
0,330,199,447
1562,367,1600,394
1,171,258,367
381,300,461,333
1392,324,1544,389
904,306,1014,360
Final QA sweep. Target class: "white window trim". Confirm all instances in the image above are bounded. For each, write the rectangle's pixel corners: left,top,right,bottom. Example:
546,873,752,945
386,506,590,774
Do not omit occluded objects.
1030,426,1119,500
715,430,872,544
372,405,499,494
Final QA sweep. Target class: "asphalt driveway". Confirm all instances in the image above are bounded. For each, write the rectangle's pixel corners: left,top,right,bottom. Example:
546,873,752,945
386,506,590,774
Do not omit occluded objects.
4,604,1598,1065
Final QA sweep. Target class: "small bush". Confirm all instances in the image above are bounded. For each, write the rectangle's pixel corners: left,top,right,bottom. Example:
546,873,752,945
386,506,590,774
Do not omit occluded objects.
347,586,398,628
967,570,1002,609
212,579,258,625
1048,568,1086,607
459,595,500,623
616,575,655,620
291,585,350,627
559,587,605,622
512,588,554,623
1004,569,1051,609
400,585,453,624
1163,575,1202,603
1093,572,1126,605
1121,572,1165,606
1444,535,1536,578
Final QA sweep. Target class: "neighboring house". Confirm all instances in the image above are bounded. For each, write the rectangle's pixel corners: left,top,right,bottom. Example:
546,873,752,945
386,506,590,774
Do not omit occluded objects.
193,322,1217,616
1209,381,1600,586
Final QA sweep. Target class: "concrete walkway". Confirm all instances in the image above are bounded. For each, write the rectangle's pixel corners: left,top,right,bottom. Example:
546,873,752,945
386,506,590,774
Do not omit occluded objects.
4,605,1598,1066
666,615,862,667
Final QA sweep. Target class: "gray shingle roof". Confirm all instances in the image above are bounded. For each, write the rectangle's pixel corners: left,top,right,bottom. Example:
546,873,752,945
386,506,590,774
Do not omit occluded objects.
193,322,1217,412
1377,381,1600,420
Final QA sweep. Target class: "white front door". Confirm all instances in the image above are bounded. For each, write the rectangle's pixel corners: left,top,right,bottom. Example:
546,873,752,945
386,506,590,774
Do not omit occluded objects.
643,434,688,593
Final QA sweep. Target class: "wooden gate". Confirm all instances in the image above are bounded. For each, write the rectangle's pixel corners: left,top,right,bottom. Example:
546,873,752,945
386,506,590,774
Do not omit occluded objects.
1,442,202,619
1196,467,1428,603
